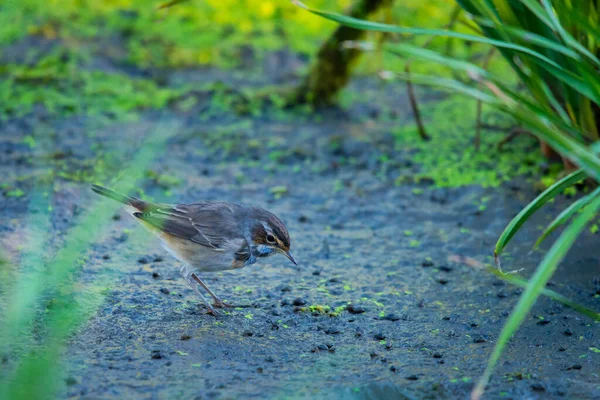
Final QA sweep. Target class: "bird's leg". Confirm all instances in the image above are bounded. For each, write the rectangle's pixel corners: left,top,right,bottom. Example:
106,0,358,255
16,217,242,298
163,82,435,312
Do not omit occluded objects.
179,265,218,316
190,273,233,308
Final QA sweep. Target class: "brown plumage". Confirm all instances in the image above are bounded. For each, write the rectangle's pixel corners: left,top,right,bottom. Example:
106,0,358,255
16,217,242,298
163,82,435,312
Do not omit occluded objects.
91,184,296,316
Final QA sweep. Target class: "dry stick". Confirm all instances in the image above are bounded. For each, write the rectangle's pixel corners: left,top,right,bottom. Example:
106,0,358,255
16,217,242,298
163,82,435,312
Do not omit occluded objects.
497,127,529,150
474,47,496,151
405,64,430,141
392,5,462,141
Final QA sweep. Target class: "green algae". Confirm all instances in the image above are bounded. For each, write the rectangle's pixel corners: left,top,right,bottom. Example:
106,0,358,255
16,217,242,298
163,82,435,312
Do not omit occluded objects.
392,94,543,188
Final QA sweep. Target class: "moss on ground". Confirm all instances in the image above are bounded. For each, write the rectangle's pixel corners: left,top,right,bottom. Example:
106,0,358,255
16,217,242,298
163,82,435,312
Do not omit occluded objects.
392,94,543,188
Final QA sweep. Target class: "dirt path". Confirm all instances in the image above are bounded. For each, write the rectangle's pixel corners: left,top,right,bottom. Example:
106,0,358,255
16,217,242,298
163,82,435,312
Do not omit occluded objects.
1,49,599,400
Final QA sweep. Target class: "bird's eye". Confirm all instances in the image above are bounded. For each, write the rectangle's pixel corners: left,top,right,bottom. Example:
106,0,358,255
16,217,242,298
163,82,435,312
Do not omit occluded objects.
266,234,276,243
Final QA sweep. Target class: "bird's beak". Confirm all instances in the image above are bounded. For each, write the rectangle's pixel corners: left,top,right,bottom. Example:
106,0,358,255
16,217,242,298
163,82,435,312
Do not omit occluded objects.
283,250,297,265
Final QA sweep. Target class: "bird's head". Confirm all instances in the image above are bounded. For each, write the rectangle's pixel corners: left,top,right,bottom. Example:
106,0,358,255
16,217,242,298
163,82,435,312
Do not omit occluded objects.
249,209,296,265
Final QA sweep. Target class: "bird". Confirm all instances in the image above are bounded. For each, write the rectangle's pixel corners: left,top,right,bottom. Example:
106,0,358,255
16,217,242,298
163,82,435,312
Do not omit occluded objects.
90,184,296,316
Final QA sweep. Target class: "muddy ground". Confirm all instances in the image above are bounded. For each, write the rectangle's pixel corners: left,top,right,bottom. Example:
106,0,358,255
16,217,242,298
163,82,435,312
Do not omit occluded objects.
1,41,600,400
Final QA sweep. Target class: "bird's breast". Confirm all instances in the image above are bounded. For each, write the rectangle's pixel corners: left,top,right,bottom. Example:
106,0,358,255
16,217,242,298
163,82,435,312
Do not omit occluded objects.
158,233,241,272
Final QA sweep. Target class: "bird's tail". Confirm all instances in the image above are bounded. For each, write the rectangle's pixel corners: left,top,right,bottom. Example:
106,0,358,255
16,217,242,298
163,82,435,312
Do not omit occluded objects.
90,184,147,211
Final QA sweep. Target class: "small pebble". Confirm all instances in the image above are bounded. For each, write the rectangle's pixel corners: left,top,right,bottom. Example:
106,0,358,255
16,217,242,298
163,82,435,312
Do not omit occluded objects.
160,288,170,295
292,298,306,306
374,333,386,340
102,254,111,260
317,344,328,351
325,327,341,335
153,256,163,262
567,364,582,370
437,278,449,285
64,376,77,386
382,314,400,321
242,330,254,337
138,256,150,264
438,265,452,272
390,366,397,372
432,352,443,359
563,329,573,336
531,383,545,392
152,272,161,279
180,334,191,341
346,304,366,314
537,319,550,326
405,374,419,381
151,350,163,360
421,259,434,267
473,334,487,343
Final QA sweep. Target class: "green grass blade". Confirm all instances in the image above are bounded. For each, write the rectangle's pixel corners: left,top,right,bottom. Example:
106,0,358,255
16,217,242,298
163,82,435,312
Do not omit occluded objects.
540,0,600,67
518,0,554,28
385,72,499,104
535,186,600,248
0,120,182,400
472,193,600,400
292,1,576,70
507,108,600,182
472,16,581,60
451,255,600,321
295,1,600,105
493,169,586,263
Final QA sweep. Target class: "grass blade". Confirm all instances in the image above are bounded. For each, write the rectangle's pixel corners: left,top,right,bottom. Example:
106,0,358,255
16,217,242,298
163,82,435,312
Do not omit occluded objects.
535,186,600,248
472,193,600,400
449,254,600,321
292,1,576,69
493,169,586,264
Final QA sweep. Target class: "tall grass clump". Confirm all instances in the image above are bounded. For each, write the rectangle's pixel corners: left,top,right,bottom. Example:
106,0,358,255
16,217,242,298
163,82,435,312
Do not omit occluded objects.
295,1,600,398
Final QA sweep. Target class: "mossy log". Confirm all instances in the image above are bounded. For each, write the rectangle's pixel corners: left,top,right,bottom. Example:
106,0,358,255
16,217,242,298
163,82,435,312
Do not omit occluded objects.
292,0,392,106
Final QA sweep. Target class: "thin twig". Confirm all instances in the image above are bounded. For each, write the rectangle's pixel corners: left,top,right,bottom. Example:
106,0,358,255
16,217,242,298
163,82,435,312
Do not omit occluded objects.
386,6,461,142
497,127,529,150
405,64,430,141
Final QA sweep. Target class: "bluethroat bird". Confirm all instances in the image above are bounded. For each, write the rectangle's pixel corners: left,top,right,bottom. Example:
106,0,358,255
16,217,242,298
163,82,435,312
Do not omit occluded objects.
91,185,297,316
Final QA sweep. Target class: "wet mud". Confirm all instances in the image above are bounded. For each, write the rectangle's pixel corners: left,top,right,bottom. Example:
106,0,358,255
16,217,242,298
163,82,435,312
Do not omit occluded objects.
1,41,599,400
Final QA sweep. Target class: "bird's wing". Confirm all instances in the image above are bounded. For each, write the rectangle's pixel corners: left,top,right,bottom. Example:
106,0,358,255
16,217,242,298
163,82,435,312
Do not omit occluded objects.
134,201,244,251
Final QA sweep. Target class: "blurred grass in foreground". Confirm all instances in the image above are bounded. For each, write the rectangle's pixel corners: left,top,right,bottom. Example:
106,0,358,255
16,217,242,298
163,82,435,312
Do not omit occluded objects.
0,119,182,399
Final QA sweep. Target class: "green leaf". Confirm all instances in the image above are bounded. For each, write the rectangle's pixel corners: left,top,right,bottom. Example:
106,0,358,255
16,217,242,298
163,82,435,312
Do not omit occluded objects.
293,1,571,70
473,192,600,400
494,169,586,262
535,186,600,248
473,260,600,321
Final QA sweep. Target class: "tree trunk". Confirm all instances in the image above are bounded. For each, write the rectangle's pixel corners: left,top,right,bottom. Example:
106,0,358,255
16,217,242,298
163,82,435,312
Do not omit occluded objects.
292,0,392,106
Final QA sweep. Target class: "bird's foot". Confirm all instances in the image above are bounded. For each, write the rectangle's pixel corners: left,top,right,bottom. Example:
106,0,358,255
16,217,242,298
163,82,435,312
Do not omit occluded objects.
204,303,220,316
213,300,234,308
